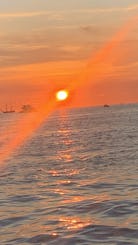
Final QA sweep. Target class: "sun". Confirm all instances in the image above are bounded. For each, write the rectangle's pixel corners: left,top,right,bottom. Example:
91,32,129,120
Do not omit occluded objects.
56,90,69,101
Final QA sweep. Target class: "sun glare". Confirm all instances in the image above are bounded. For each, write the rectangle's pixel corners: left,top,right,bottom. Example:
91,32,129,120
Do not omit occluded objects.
56,90,69,101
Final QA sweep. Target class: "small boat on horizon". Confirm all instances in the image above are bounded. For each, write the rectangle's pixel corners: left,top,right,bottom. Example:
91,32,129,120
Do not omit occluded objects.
104,104,110,108
19,104,35,113
2,105,15,113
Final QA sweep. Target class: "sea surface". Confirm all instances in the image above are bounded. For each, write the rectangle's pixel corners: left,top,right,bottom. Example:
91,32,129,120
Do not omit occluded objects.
0,104,138,245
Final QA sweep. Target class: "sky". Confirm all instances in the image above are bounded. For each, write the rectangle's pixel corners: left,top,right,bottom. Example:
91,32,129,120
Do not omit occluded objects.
0,0,138,109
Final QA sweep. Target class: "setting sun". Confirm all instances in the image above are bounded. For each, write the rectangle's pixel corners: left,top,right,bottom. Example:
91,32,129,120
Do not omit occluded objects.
56,90,69,101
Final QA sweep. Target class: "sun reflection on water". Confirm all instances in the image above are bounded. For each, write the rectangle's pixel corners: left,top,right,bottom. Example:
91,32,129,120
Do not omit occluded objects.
55,110,74,163
59,216,91,230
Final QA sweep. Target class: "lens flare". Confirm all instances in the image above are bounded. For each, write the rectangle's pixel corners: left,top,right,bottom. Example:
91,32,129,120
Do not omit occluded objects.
56,90,69,101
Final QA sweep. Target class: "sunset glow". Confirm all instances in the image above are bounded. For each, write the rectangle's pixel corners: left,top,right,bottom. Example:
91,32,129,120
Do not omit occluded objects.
0,14,137,164
0,0,138,164
0,1,138,108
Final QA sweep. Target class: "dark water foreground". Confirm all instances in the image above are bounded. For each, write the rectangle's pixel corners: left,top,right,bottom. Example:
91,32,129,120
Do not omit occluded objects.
0,104,138,244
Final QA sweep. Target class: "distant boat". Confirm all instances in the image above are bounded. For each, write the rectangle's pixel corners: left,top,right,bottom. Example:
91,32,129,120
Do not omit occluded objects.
3,110,15,113
2,105,15,113
104,104,110,108
20,104,35,113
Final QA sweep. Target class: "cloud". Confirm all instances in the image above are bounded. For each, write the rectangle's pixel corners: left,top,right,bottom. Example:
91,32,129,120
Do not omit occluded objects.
59,45,81,52
126,4,138,11
0,30,87,68
0,11,46,18
74,4,138,14
0,11,64,21
0,33,137,68
80,25,103,35
0,42,84,68
0,4,137,20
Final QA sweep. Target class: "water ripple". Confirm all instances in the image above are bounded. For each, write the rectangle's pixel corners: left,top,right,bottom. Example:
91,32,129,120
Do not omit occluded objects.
0,105,138,244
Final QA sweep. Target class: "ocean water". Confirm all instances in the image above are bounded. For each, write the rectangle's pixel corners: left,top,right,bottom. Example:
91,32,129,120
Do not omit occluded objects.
0,104,138,245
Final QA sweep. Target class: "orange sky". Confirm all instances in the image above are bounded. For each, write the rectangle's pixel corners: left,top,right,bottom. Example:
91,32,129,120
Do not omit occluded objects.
0,0,138,109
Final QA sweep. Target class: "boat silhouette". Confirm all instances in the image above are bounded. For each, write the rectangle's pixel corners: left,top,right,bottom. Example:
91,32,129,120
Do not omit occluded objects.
104,104,110,108
2,105,15,113
20,104,35,113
